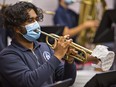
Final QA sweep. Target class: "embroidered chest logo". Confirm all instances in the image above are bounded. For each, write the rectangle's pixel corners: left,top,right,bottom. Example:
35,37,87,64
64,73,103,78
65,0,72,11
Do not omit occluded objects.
43,51,51,61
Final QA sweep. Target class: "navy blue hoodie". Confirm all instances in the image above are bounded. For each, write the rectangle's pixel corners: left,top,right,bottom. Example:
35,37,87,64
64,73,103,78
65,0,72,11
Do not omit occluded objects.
0,40,76,87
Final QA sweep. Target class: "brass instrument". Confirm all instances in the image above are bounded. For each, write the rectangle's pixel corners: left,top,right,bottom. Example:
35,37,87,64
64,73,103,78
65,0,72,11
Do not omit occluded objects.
35,29,92,63
43,10,55,15
77,0,107,48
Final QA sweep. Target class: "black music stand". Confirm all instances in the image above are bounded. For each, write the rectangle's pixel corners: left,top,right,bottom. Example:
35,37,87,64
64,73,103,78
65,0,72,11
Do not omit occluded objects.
93,10,116,44
47,78,72,87
93,23,115,52
38,26,64,43
93,23,114,43
113,23,116,53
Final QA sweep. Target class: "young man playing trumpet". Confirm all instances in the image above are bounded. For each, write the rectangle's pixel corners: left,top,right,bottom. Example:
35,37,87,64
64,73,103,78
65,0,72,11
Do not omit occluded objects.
0,1,77,87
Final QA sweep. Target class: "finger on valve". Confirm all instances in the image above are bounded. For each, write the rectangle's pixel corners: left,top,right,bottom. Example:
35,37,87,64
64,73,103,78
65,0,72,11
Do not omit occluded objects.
53,35,72,60
65,47,77,64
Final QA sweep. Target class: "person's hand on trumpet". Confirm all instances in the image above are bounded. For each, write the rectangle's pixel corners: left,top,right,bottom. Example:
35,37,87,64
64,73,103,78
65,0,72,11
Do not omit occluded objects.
65,47,77,64
53,35,73,60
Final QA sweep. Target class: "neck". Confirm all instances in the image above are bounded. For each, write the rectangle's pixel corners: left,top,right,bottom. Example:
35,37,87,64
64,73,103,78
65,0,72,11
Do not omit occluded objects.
19,40,34,50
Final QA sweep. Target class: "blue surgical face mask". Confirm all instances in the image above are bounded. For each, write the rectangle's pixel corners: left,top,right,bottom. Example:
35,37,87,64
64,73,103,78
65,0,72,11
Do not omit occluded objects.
65,0,75,5
23,21,41,42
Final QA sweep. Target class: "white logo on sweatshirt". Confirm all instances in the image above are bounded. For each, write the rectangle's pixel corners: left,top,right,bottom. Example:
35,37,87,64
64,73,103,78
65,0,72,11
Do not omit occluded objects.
43,51,51,61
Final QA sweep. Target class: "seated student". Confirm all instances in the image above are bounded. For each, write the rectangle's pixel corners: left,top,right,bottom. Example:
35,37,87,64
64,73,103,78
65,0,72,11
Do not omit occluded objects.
53,0,98,43
0,1,77,87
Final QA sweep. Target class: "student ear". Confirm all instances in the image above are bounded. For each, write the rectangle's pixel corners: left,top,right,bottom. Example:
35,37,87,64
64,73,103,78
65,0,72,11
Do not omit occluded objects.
16,26,27,34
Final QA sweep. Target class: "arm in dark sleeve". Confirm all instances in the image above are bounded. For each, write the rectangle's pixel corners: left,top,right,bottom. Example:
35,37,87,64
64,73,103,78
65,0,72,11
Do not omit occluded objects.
63,62,76,85
53,11,69,27
0,52,61,87
54,61,76,86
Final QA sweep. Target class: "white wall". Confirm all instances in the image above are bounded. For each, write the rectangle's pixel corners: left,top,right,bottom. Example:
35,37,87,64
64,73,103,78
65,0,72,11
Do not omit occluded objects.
0,0,115,26
0,0,58,26
69,0,114,13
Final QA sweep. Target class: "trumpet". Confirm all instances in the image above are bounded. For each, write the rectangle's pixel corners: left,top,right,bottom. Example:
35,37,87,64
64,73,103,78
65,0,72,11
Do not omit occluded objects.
35,29,92,62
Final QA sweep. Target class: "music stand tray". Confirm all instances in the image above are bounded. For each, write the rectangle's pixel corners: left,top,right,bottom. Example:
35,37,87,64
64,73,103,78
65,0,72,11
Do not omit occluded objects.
93,26,114,43
38,26,64,43
47,78,72,87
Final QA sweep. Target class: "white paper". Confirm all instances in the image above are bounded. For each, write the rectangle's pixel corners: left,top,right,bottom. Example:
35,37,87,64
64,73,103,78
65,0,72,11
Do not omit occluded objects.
91,45,115,71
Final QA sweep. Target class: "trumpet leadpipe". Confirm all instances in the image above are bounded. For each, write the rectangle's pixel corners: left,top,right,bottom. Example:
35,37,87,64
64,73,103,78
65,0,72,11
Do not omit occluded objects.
34,29,59,39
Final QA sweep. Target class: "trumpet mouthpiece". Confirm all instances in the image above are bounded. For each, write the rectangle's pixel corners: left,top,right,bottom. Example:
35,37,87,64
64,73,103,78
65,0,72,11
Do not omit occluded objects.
34,29,41,33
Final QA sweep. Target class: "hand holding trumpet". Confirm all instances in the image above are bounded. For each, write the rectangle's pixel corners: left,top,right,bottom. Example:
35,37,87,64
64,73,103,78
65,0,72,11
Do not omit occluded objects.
53,35,72,60
53,35,77,63
65,47,77,64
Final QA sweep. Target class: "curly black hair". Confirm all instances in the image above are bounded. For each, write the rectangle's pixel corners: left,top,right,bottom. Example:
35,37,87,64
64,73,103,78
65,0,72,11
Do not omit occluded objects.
3,1,43,38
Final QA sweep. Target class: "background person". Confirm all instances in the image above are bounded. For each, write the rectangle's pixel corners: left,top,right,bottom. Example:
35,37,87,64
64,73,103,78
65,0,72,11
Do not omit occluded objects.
53,0,98,70
53,0,98,43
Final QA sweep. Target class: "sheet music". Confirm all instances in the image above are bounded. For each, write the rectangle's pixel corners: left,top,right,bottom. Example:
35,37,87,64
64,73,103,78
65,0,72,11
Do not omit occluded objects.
91,45,115,71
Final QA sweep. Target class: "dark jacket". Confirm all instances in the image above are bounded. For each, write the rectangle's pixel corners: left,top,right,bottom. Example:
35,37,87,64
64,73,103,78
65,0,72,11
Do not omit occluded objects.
0,40,76,87
53,5,79,43
53,5,79,28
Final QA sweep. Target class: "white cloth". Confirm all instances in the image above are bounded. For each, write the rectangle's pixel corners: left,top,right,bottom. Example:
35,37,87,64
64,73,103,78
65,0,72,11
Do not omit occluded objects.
91,45,115,71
